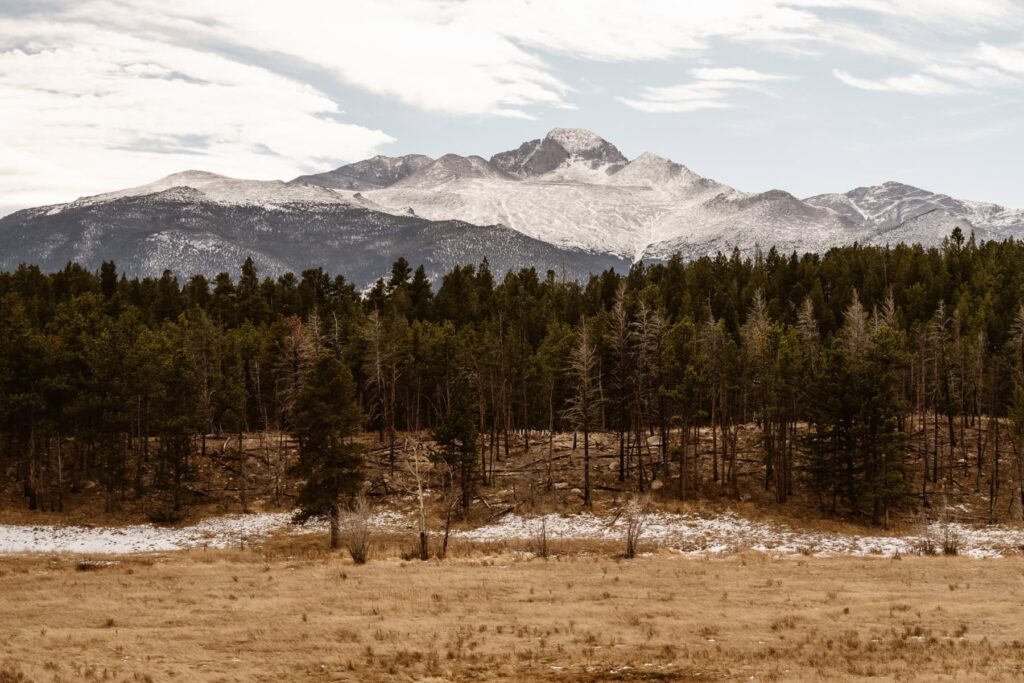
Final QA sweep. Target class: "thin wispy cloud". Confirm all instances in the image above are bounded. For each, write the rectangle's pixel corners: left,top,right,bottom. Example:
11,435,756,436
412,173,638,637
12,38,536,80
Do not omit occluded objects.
618,68,790,113
832,40,1024,97
832,69,967,95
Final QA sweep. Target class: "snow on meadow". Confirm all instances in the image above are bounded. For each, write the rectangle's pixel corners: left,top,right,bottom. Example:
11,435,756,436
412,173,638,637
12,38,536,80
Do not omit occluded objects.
0,511,405,555
2,508,1023,557
457,512,1024,559
0,512,296,555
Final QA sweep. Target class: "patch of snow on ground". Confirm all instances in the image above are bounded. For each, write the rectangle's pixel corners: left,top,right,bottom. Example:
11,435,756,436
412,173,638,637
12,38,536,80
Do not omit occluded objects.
2,509,1022,557
0,511,410,555
454,512,1024,559
0,513,294,554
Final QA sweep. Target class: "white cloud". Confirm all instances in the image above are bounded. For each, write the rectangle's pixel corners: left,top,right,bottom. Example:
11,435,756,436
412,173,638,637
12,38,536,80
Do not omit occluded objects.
74,0,817,117
832,69,966,95
923,63,1021,88
830,40,1024,97
689,67,789,82
24,0,1021,119
0,17,393,208
973,43,1024,75
619,67,789,113
789,0,1023,27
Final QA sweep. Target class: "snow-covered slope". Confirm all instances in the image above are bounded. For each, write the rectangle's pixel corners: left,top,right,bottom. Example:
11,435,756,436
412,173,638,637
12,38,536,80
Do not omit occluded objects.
806,181,1024,241
76,170,351,208
392,154,514,188
290,154,433,190
864,210,983,247
358,130,861,260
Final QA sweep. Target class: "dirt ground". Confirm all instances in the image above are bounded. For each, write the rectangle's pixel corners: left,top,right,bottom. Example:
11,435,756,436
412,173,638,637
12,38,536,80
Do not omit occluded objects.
2,542,1024,682
5,421,1018,536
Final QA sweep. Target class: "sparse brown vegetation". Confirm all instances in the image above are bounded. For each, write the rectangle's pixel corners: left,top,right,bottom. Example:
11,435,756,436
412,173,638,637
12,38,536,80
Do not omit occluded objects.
2,548,1023,681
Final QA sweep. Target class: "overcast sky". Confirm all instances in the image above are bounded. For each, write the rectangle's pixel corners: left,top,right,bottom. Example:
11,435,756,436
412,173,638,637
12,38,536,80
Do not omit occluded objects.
2,0,1023,216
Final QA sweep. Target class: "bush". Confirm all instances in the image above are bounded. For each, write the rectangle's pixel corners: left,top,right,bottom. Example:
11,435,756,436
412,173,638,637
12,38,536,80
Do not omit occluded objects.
529,517,549,559
942,525,960,556
342,496,373,564
623,495,650,559
915,535,938,556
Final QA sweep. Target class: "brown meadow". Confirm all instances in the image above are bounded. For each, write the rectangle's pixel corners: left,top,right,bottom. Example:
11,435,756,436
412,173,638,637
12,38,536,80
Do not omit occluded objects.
2,541,1024,682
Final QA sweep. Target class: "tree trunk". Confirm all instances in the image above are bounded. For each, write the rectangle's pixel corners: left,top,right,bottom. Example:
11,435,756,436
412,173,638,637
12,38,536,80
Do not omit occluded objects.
239,431,249,513
329,504,341,550
583,425,591,508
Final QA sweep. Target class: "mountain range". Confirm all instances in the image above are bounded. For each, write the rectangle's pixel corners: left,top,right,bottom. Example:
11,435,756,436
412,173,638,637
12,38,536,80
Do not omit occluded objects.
2,128,1021,286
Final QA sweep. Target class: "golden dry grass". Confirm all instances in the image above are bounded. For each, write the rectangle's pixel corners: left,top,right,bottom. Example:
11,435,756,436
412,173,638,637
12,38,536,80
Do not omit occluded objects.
2,544,1024,682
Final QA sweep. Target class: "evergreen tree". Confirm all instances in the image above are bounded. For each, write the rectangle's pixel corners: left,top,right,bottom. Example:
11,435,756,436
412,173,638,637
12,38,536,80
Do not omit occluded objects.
433,368,479,514
290,353,364,549
152,339,203,514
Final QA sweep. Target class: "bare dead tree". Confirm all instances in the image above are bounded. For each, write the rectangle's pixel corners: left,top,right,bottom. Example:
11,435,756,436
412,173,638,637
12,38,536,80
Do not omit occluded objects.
609,283,632,483
563,320,603,508
623,494,651,559
405,440,433,561
364,310,409,474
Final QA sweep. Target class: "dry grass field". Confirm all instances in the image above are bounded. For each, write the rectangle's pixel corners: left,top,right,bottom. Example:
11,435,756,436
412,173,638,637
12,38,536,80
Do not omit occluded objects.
2,541,1024,683
4,424,1024,681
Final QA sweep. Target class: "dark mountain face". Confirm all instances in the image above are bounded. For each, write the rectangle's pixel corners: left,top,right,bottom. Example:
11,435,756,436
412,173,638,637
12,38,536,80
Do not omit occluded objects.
491,137,571,177
290,154,434,190
490,128,627,177
0,192,629,286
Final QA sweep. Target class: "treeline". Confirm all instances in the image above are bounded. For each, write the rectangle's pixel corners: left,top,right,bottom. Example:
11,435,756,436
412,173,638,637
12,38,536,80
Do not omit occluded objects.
4,229,1024,525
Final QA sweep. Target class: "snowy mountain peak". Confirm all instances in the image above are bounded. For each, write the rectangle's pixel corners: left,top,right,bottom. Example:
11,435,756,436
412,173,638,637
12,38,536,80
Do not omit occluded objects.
158,170,227,184
490,128,626,178
610,152,703,188
543,127,627,168
880,180,916,190
544,128,616,156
